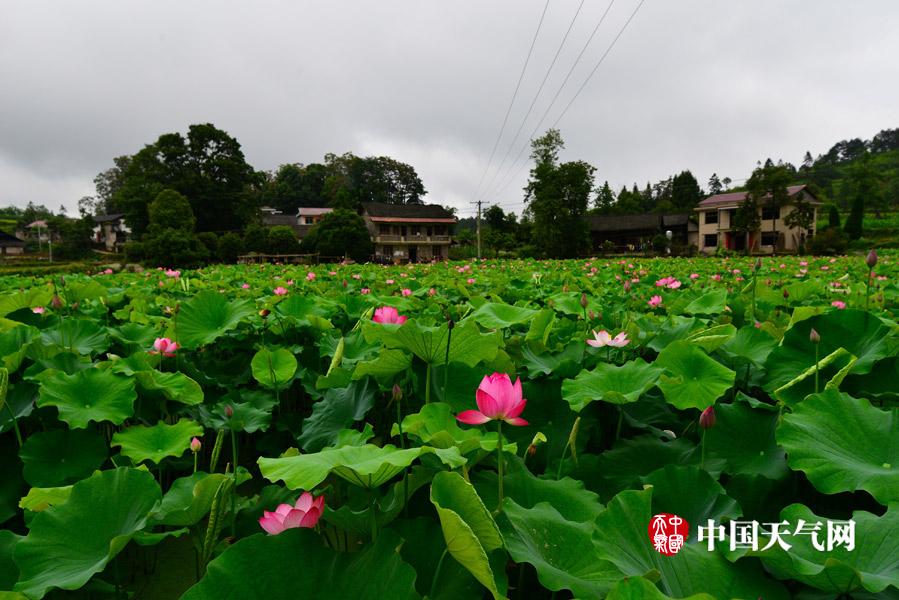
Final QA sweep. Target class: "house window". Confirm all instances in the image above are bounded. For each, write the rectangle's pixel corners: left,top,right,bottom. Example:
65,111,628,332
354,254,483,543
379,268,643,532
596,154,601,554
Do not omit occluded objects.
703,234,717,248
761,206,780,220
382,245,393,256
704,211,718,225
761,231,778,246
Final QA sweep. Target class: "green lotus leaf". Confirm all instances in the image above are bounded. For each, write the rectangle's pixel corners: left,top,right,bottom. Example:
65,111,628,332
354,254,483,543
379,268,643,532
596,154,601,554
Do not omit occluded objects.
352,348,412,381
430,472,504,600
525,308,555,344
154,472,233,527
748,503,899,593
18,485,72,512
0,289,52,318
773,346,857,405
297,378,376,452
606,576,715,600
681,289,728,316
259,444,465,490
134,370,205,406
718,325,778,368
111,419,205,465
37,368,137,428
0,529,22,591
683,323,737,353
393,402,491,455
593,489,789,598
521,340,585,379
176,290,254,349
108,322,158,353
39,318,108,355
251,347,298,389
364,318,500,367
13,468,161,599
562,358,663,412
181,528,419,600
0,326,37,372
763,309,895,393
704,401,788,479
501,499,622,598
642,464,742,528
471,302,538,329
655,340,735,410
842,356,899,400
777,390,898,504
19,429,107,487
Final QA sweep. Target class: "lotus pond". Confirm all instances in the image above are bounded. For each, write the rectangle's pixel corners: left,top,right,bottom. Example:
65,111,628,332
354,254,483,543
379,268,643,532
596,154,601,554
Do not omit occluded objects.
0,253,897,599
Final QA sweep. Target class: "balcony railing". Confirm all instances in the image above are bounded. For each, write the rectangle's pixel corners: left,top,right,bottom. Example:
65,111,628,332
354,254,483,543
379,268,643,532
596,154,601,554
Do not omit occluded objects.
374,235,451,244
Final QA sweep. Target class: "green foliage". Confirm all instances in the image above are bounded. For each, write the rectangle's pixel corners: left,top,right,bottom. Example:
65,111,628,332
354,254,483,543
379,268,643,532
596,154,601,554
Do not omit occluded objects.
148,189,195,232
242,223,269,253
809,226,847,254
216,232,244,262
845,191,864,240
828,203,842,228
302,209,373,262
265,225,300,254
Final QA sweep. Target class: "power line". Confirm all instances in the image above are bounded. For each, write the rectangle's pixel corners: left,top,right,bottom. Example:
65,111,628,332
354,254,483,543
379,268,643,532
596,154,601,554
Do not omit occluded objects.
472,0,551,202
478,0,588,202
484,0,647,203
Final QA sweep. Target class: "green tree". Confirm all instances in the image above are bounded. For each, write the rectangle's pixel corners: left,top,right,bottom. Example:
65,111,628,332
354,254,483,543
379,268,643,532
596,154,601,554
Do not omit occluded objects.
136,189,208,267
243,223,270,253
783,195,816,253
670,170,702,211
524,129,593,259
302,209,373,262
746,162,791,253
115,123,261,236
844,194,864,241
828,204,841,229
217,232,245,263
266,226,301,254
321,153,426,209
148,189,195,232
707,173,723,195
51,216,95,259
593,181,615,213
259,163,329,213
92,155,131,215
732,197,761,254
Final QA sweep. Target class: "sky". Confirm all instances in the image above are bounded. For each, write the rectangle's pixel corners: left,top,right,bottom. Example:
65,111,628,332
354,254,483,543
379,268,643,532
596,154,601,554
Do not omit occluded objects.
2,1,898,220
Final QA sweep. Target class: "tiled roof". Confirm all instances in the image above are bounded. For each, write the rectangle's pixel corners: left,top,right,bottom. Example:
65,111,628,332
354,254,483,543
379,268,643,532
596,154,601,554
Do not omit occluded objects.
296,207,333,216
361,202,456,221
586,213,693,233
698,184,812,208
0,231,25,246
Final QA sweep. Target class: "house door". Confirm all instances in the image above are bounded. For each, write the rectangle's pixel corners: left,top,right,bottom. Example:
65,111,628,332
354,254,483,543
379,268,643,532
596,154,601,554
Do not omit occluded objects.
733,233,746,251
409,246,418,262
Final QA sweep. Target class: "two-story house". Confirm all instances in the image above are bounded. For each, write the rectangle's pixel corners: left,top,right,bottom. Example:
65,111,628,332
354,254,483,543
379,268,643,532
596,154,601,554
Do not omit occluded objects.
695,184,821,254
93,214,131,252
361,202,455,262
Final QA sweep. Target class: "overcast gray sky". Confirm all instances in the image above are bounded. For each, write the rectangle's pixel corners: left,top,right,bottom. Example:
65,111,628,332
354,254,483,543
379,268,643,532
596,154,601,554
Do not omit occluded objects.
2,1,898,219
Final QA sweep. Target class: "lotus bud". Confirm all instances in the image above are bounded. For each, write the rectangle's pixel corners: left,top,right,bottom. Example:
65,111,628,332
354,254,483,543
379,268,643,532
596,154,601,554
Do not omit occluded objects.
51,294,63,309
809,328,820,344
662,429,676,440
190,437,202,453
446,315,454,330
783,289,789,299
866,249,878,269
588,309,595,321
224,405,234,418
699,406,716,429
754,258,762,272
392,383,403,403
580,293,588,309
342,279,348,288
623,280,631,293
259,309,270,318
563,285,569,293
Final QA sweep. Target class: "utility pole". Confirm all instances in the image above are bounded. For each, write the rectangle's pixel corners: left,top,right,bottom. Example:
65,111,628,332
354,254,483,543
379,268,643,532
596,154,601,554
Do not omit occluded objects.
470,200,482,260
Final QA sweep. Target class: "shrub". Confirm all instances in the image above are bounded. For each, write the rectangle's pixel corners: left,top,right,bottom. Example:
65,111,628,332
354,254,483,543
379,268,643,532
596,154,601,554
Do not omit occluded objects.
217,232,244,263
243,224,269,253
844,195,864,240
302,210,372,262
141,229,209,268
266,226,301,254
197,232,219,255
809,227,848,255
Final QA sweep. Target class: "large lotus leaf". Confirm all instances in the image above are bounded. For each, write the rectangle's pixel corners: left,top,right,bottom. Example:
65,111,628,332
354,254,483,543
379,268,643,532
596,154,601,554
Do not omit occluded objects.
0,326,37,372
471,302,538,329
843,356,899,400
525,309,555,344
134,370,204,406
153,472,232,527
776,390,898,504
500,499,623,598
655,340,735,410
108,322,158,353
364,318,500,367
520,340,585,379
474,457,603,523
606,576,715,600
297,378,376,452
430,472,503,600
645,316,700,352
546,291,601,316
642,465,741,529
747,503,899,594
683,323,737,353
13,468,162,599
390,518,483,600
593,489,788,598
704,401,788,479
0,289,52,318
176,290,254,348
181,528,419,600
18,485,73,512
37,368,137,428
38,318,109,356
773,347,857,406
681,289,728,316
562,358,663,412
259,444,465,490
0,530,22,591
763,309,895,393
718,325,778,368
19,429,107,487
351,348,412,381
393,403,510,455
250,347,298,389
111,419,205,465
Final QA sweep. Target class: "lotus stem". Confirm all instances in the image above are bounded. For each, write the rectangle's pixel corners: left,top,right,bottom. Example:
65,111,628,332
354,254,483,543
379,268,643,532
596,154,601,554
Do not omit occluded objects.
230,428,238,537
496,420,504,512
442,323,452,401
430,549,449,599
700,429,707,470
2,403,21,449
209,429,225,473
814,343,820,394
425,363,432,405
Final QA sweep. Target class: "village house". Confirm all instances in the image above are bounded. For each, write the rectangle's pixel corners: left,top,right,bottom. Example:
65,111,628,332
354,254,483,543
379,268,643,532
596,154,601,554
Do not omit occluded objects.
361,202,455,262
695,184,821,254
586,213,698,252
0,231,25,256
260,207,334,241
93,214,130,252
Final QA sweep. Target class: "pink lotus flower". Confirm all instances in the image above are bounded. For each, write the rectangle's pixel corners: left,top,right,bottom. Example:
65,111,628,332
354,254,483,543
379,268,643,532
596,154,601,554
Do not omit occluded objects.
190,437,201,452
386,279,395,285
401,288,412,297
648,295,663,308
103,268,113,275
360,287,371,295
428,287,436,296
165,269,181,278
306,272,316,281
587,330,629,348
241,283,250,289
711,274,722,281
467,278,476,284
352,273,361,280
690,273,699,280
151,337,178,357
273,286,288,296
831,300,846,309
258,492,325,535
457,373,528,426
373,306,407,324
32,306,45,314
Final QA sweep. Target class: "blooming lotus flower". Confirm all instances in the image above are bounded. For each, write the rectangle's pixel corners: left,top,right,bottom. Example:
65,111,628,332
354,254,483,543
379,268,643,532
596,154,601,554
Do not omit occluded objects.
32,306,45,314
360,287,371,295
587,330,629,348
648,295,663,308
467,278,476,284
273,286,288,296
241,283,250,289
386,279,395,285
259,492,325,535
401,288,412,297
152,337,178,357
103,268,113,275
373,306,407,324
831,300,846,309
306,272,316,281
457,373,528,426
165,269,181,278
428,287,436,296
